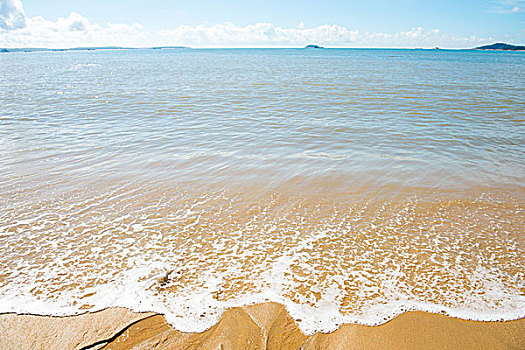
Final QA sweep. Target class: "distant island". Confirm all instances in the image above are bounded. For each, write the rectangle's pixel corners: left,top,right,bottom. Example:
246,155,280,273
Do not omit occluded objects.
474,43,525,51
305,44,323,49
0,46,190,53
151,46,191,50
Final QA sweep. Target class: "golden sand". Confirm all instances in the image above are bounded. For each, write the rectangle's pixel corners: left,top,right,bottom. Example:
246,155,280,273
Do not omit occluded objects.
1,303,524,350
2,183,523,324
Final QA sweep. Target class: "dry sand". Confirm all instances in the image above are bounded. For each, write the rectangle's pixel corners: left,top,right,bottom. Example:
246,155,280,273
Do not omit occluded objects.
1,303,523,350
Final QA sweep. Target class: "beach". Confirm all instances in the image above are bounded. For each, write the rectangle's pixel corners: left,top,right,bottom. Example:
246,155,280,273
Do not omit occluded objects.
1,48,524,348
1,303,524,349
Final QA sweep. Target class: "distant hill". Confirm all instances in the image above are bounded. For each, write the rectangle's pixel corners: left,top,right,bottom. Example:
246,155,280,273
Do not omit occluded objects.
0,46,129,53
0,46,190,53
152,46,189,50
305,44,323,49
474,43,525,51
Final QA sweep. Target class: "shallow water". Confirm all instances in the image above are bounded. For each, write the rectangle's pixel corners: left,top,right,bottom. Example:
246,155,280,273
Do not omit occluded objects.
0,48,524,333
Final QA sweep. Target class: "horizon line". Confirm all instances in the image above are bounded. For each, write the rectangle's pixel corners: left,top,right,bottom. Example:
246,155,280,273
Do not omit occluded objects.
2,45,518,52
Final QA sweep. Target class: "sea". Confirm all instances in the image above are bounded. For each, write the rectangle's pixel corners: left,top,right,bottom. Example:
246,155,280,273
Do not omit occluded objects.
0,48,524,334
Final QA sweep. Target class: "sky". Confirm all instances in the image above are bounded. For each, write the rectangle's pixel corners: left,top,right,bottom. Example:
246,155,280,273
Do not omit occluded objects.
0,0,524,48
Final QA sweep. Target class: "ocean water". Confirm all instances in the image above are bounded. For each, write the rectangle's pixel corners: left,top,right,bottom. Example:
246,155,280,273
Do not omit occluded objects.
0,48,524,334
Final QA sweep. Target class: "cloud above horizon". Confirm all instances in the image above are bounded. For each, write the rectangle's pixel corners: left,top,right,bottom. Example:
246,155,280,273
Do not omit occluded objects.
0,3,502,49
0,11,147,48
158,22,360,47
0,0,26,30
158,23,493,48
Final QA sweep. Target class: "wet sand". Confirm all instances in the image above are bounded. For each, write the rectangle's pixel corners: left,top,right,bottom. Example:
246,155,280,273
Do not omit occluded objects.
1,303,523,350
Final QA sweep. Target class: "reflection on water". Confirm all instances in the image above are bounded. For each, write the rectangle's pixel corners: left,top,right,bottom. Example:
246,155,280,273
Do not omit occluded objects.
0,49,524,333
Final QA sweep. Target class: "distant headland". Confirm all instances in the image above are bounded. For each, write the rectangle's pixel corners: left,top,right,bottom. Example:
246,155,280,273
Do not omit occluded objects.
0,46,189,53
474,43,525,51
305,44,323,49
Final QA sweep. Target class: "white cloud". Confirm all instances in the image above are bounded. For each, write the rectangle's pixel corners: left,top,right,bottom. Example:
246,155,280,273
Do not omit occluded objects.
158,22,362,47
0,0,26,30
66,11,89,31
0,4,503,50
0,12,149,48
488,0,525,13
157,23,489,49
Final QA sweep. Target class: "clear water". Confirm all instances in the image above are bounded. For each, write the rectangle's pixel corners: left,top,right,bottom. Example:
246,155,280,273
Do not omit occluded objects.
0,48,524,334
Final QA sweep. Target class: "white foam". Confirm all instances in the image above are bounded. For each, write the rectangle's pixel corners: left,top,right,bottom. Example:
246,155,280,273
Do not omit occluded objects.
0,187,524,335
1,254,523,335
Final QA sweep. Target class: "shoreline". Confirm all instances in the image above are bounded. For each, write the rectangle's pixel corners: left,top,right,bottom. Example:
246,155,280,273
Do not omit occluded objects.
1,303,524,349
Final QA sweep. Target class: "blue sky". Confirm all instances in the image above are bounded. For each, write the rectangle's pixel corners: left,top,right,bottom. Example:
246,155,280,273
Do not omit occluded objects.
1,0,524,48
